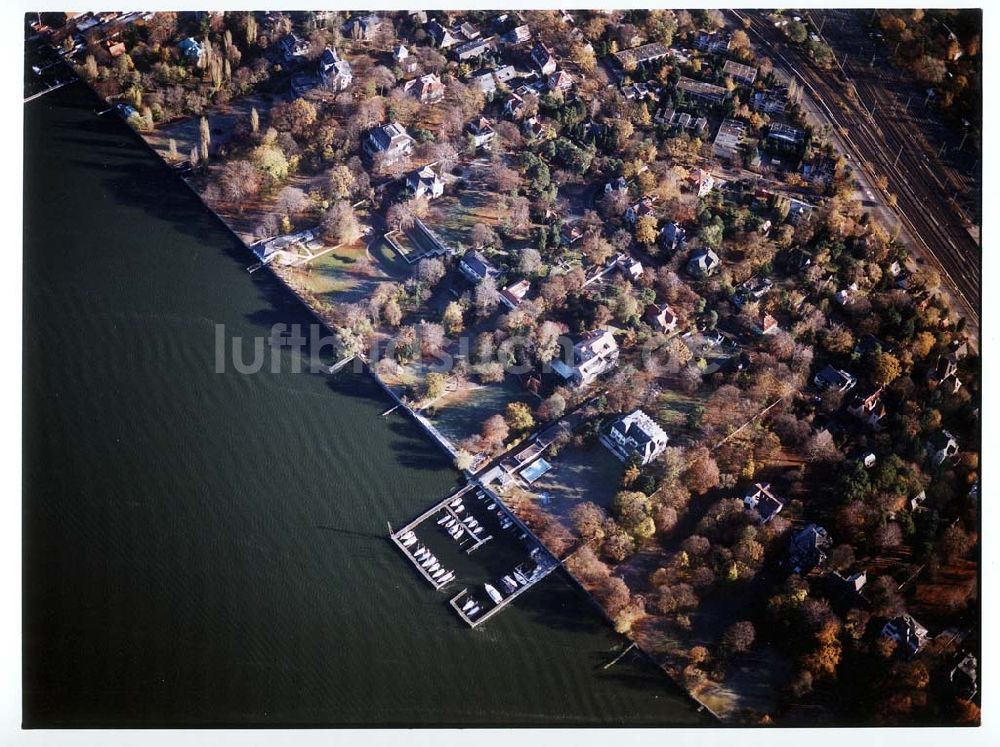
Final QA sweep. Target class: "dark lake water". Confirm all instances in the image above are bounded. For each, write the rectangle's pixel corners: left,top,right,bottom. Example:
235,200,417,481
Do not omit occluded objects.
23,81,704,727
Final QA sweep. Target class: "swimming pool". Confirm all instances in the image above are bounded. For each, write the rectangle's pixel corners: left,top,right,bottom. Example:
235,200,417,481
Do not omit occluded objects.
521,458,553,484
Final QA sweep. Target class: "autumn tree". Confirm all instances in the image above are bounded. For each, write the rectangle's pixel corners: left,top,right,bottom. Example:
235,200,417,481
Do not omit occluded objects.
322,201,362,245
682,447,720,495
505,402,535,433
722,621,756,654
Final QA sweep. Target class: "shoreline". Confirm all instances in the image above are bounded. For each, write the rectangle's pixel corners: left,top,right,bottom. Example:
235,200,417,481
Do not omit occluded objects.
70,74,727,723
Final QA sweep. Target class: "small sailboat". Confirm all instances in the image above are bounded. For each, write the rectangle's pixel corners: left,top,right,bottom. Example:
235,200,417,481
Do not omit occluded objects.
428,562,440,573
450,498,462,507
445,518,457,528
468,605,481,616
402,536,417,547
437,515,450,526
462,599,475,611
439,572,454,583
487,503,496,510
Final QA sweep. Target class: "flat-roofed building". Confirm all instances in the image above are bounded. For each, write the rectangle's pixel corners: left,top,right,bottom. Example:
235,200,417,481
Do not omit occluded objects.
713,118,747,160
676,76,727,105
723,59,758,85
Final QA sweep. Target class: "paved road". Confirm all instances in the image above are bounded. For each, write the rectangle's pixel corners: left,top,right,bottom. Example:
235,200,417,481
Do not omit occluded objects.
732,10,980,339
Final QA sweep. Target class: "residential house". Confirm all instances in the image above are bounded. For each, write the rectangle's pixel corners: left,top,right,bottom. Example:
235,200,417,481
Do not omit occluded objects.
458,248,498,285
426,20,459,48
767,123,806,150
551,329,619,387
404,73,446,104
547,70,574,92
406,166,444,200
744,483,784,523
504,92,525,118
363,122,415,163
499,279,530,309
278,33,310,63
733,275,773,307
752,313,779,336
459,21,480,40
604,176,627,196
468,70,497,94
616,254,643,281
560,222,584,246
493,65,518,85
466,117,496,148
103,39,126,57
951,653,978,700
847,385,886,429
614,42,672,69
722,59,757,85
752,85,789,114
344,14,384,41
854,333,888,358
813,364,857,393
660,222,686,252
177,37,203,63
694,31,732,53
676,76,727,105
687,248,721,278
393,44,409,62
788,523,832,574
928,339,967,391
655,107,709,135
713,118,747,160
253,229,318,266
688,169,715,197
318,48,352,91
624,197,656,225
530,42,557,75
881,614,930,657
600,409,669,466
455,36,495,62
645,303,678,333
503,24,531,45
927,429,959,467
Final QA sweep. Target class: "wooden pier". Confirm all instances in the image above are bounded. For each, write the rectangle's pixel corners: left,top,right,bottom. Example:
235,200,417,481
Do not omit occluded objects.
387,484,478,591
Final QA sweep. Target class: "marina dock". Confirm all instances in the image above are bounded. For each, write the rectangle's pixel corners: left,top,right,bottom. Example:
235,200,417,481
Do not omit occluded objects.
389,479,558,627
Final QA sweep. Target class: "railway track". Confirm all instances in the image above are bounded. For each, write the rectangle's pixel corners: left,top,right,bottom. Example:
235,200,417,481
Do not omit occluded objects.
732,10,980,333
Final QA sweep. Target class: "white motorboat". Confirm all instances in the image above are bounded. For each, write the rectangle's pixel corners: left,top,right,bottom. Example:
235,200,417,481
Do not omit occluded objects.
502,575,517,591
428,562,440,573
487,502,496,510
445,518,457,528
432,568,444,579
484,584,503,604
439,572,454,583
401,536,417,547
462,599,475,611
513,569,529,585
468,605,481,616
450,498,462,507
437,515,450,526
